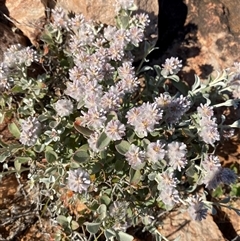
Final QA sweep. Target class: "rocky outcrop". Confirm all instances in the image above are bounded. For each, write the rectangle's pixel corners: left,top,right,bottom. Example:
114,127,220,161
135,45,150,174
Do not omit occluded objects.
159,210,224,241
153,0,240,82
0,0,46,45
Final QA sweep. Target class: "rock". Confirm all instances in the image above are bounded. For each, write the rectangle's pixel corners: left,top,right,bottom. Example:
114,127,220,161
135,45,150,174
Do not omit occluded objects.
219,200,240,238
1,0,46,45
220,0,240,35
153,0,240,82
158,210,224,241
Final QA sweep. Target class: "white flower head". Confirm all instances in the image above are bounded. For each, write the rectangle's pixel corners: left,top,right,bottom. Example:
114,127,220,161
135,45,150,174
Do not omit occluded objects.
67,168,91,193
54,99,73,117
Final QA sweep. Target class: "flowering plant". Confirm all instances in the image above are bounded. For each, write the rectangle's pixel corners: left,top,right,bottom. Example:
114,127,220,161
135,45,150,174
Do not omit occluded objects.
0,1,240,240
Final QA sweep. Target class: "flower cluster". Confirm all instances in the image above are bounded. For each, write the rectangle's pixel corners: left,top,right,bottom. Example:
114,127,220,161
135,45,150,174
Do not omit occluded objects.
109,201,131,232
67,168,91,193
146,140,166,164
126,102,163,137
4,44,38,68
166,141,188,171
155,93,191,125
125,144,145,170
161,57,182,76
197,104,220,146
19,117,41,146
54,99,73,117
201,155,237,189
156,170,180,208
0,63,10,91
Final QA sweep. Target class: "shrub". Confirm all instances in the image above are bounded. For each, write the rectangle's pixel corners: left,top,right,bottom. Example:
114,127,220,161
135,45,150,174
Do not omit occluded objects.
0,1,239,240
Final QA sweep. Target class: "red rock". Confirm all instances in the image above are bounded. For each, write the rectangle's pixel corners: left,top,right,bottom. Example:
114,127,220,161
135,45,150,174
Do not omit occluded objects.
158,210,225,241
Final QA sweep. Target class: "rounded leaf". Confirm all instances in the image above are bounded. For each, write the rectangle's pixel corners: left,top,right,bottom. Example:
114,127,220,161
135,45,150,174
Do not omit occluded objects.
84,222,101,234
74,122,93,137
97,204,107,220
96,132,111,150
73,149,90,163
129,169,142,186
45,150,58,163
116,231,134,241
115,140,130,155
104,229,116,239
8,122,20,139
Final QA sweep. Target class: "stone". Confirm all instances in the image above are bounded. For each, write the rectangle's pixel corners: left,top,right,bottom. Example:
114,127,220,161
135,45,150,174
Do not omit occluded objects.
219,200,240,238
153,0,240,83
1,0,46,45
158,210,224,241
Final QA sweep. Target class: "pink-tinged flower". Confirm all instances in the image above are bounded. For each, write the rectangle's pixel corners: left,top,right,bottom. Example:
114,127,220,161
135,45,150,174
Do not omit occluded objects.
167,141,188,171
197,104,214,118
51,7,68,29
158,188,180,208
132,13,150,29
68,66,85,82
118,75,139,93
116,0,134,10
105,120,126,141
117,61,135,80
201,155,237,189
108,43,124,61
80,108,107,130
127,27,144,46
67,168,91,193
103,26,117,41
126,102,162,137
155,93,172,109
19,117,41,146
54,99,73,117
146,140,166,163
64,79,84,102
99,91,121,112
161,57,182,76
126,107,141,126
113,29,130,46
67,13,85,32
197,104,220,146
125,144,145,170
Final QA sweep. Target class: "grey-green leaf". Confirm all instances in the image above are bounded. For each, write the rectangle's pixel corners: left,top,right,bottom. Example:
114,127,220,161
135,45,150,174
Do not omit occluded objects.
73,149,90,163
115,140,130,155
8,122,20,139
129,169,142,186
96,132,111,150
116,231,134,241
74,123,93,137
45,150,58,163
97,204,107,220
84,222,101,234
104,229,116,239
